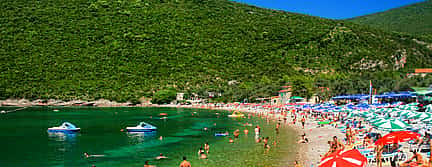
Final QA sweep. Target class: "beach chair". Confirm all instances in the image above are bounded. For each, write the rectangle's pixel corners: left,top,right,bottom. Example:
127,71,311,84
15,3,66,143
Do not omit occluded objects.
364,151,376,164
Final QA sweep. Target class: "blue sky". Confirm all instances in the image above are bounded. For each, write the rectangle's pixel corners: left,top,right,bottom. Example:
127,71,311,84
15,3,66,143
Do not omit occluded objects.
232,0,426,19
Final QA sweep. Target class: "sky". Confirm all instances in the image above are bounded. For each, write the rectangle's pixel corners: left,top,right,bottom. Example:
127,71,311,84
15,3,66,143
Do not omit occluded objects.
232,0,426,19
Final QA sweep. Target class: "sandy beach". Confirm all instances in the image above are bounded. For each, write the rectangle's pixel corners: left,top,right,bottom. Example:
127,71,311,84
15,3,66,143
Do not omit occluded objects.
291,119,345,166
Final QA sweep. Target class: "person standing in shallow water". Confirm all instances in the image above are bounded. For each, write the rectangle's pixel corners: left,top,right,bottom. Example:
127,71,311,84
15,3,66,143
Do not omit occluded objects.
275,123,280,134
204,142,209,154
179,156,191,167
254,126,260,136
233,129,240,138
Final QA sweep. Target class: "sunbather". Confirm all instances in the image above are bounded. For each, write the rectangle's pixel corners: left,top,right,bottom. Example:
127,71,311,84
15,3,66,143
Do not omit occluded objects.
400,150,424,167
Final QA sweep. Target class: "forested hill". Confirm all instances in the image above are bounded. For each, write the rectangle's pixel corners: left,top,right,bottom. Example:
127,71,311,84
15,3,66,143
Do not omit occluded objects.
349,0,432,35
0,0,431,102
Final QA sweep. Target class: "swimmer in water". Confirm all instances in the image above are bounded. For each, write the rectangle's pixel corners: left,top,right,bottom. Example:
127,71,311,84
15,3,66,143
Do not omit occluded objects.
144,160,155,167
83,152,105,158
229,138,234,143
155,153,168,160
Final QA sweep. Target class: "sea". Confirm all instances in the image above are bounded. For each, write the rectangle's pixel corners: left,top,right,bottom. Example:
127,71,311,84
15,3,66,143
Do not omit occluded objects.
0,107,298,167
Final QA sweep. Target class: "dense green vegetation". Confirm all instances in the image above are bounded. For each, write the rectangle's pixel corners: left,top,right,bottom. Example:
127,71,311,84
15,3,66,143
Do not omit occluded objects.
349,0,432,35
0,0,431,103
151,87,177,104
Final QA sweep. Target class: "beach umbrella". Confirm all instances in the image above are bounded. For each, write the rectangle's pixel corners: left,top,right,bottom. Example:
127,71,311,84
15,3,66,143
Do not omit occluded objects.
369,118,386,124
375,131,420,145
373,119,410,131
290,96,304,99
399,110,413,117
413,112,431,119
318,121,331,125
363,112,377,119
347,113,358,118
422,117,432,123
319,149,367,167
426,105,432,112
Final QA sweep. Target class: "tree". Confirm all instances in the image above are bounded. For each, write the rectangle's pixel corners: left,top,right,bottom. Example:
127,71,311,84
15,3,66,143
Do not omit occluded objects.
290,76,315,101
151,88,177,104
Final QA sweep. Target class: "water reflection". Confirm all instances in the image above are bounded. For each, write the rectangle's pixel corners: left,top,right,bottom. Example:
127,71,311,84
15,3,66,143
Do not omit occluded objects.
48,132,78,142
127,131,157,143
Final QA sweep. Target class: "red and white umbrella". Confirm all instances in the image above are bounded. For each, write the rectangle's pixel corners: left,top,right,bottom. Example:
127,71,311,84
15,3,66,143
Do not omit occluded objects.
375,131,420,145
319,149,367,167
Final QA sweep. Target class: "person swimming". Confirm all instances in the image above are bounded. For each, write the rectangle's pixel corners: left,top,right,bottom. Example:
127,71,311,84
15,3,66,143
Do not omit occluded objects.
155,153,168,160
83,152,105,158
229,138,234,143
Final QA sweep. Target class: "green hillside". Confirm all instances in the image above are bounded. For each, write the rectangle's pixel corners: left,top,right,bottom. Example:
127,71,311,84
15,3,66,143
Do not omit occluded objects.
349,0,432,35
0,0,431,102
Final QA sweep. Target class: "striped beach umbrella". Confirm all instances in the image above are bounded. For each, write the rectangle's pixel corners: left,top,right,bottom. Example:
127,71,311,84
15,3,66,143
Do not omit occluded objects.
421,117,432,123
426,104,432,112
319,149,367,167
373,119,410,131
375,131,420,145
414,112,431,119
369,118,386,124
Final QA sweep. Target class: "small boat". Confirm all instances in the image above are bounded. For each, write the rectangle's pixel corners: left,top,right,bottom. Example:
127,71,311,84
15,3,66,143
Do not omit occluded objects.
214,132,229,136
228,110,245,117
47,122,80,133
126,122,157,132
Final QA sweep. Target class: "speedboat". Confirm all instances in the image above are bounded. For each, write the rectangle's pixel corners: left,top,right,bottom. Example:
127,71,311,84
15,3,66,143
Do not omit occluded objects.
126,122,157,132
47,122,80,133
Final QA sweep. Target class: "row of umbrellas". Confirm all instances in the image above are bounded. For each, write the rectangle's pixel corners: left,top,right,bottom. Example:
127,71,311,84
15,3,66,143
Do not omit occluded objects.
319,131,420,167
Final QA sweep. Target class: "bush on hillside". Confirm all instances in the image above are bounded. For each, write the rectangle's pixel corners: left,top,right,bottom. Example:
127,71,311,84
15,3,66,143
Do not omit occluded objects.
151,88,177,104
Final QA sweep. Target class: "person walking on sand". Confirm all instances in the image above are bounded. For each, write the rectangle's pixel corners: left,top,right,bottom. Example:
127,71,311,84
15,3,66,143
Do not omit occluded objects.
375,143,384,167
294,160,301,167
346,125,352,145
301,116,306,129
180,156,191,167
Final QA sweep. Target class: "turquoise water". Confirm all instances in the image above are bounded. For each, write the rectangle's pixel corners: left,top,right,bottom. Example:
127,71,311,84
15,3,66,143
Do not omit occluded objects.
0,107,298,167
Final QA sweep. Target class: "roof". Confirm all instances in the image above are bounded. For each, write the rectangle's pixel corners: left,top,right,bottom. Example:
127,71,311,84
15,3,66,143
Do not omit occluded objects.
411,87,432,95
415,69,432,73
278,89,291,93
